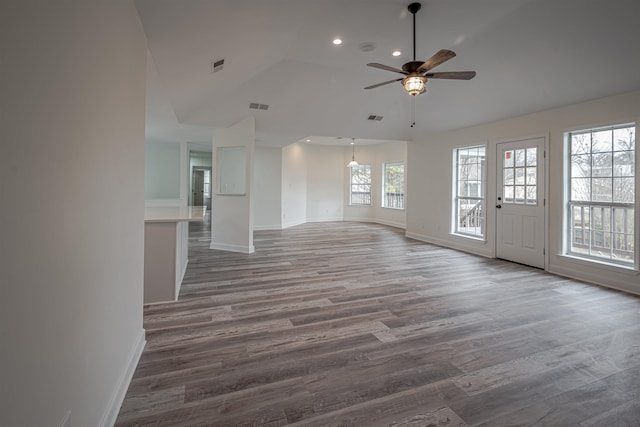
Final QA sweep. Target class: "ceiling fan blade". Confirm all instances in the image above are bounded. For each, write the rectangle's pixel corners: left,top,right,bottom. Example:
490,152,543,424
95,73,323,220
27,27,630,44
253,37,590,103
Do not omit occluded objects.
425,71,476,80
417,49,456,73
364,78,403,90
367,63,407,75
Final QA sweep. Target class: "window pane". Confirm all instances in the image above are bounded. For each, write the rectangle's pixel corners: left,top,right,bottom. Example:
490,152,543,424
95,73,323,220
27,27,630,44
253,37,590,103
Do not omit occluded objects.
515,167,525,185
526,186,537,204
503,168,514,185
571,178,590,201
592,152,612,177
572,133,591,154
571,155,591,177
504,150,514,167
613,151,634,177
592,178,613,202
526,167,537,185
592,129,612,152
614,127,635,151
504,185,514,202
613,177,635,203
526,147,537,166
515,186,525,203
515,149,526,167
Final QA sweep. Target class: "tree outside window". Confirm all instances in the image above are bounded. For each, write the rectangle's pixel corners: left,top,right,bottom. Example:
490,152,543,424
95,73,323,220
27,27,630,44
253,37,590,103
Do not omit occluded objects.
567,124,635,265
350,164,372,205
382,162,404,209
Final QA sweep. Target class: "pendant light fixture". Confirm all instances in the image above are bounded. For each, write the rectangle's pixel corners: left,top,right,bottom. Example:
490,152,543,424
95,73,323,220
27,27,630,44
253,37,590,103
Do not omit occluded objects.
347,138,358,168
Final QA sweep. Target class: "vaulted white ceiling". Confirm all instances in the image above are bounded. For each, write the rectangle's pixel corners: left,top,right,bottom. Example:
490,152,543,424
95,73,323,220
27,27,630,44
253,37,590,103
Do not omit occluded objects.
135,0,640,147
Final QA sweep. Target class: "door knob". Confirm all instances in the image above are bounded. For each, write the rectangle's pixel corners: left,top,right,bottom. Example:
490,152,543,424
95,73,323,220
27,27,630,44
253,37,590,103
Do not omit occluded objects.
496,204,502,209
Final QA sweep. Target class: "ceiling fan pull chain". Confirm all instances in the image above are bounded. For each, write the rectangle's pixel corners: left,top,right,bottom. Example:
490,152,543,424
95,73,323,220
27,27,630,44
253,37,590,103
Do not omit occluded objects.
411,97,416,128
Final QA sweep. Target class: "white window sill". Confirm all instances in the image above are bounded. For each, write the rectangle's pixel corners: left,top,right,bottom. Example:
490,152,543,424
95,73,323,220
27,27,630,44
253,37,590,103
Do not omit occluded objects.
450,232,487,243
558,253,638,275
381,206,405,211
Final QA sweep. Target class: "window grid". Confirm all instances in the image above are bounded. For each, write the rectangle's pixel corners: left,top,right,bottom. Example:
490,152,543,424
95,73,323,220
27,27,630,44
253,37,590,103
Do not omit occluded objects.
454,146,486,238
350,164,372,205
382,162,405,209
567,124,635,265
503,147,537,205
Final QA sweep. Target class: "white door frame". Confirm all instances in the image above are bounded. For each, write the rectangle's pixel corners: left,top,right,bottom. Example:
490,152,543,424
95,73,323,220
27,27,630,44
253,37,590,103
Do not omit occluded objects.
494,134,549,269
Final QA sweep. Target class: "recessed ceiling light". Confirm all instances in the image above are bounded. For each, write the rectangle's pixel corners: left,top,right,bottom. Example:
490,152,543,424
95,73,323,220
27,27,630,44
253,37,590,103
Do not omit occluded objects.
333,38,343,45
305,139,311,142
392,50,402,57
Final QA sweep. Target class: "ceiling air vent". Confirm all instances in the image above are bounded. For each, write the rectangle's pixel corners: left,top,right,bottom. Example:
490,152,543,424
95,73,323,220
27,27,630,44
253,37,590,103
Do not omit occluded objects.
249,102,269,111
368,115,384,121
211,58,224,73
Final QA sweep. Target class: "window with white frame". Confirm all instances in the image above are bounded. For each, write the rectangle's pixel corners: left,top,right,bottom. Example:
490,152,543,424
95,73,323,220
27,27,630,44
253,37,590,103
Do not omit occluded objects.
350,164,372,205
566,124,635,266
382,162,404,209
454,145,486,238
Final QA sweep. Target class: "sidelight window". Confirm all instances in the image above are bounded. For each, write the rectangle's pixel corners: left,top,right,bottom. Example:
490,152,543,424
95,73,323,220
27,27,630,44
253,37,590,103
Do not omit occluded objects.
454,145,486,238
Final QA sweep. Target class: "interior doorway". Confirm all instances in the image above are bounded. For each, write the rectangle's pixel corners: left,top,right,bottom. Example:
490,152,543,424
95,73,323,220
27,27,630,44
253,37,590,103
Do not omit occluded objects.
191,166,212,209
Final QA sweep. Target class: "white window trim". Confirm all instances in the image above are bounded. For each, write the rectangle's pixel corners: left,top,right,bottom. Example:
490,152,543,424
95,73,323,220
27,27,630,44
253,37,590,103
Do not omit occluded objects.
381,161,405,210
349,163,372,206
452,144,487,240
563,123,637,269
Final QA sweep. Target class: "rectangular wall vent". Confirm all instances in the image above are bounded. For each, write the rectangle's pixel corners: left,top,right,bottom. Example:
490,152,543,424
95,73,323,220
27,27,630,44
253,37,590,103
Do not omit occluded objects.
211,58,225,73
249,103,269,111
367,115,383,121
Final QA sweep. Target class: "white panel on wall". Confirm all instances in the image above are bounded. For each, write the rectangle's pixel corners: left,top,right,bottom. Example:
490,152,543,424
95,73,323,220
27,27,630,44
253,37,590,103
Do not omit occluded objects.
211,116,255,253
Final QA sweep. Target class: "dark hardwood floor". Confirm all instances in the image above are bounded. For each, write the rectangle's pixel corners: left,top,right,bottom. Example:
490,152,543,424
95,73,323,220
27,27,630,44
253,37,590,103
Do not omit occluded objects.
116,215,640,426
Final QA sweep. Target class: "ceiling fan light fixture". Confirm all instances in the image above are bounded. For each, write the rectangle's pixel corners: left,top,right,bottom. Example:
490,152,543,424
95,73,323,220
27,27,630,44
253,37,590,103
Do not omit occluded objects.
402,75,427,96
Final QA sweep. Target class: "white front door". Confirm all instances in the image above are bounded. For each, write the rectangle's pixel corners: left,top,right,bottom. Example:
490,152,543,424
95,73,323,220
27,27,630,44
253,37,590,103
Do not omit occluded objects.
496,137,546,268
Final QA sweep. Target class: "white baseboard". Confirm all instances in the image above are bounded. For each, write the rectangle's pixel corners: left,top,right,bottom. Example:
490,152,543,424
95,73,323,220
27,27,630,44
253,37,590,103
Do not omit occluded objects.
253,224,283,231
374,218,406,230
281,219,306,229
99,328,146,427
547,263,640,297
405,231,492,258
210,241,256,254
306,217,344,223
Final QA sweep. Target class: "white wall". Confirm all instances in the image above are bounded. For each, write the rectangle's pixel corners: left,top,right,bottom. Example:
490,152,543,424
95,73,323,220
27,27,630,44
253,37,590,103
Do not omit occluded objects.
0,2,147,426
407,90,640,295
281,142,308,228
211,116,255,253
145,141,181,199
254,147,283,230
306,145,345,222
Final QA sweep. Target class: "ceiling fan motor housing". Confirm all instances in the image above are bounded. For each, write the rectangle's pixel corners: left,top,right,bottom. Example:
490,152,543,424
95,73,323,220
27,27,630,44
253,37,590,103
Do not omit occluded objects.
408,3,422,15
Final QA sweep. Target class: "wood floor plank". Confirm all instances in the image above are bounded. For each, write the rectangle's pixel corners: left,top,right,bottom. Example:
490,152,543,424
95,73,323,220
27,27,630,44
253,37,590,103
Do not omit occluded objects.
116,218,640,426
